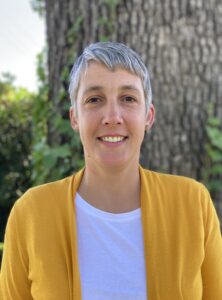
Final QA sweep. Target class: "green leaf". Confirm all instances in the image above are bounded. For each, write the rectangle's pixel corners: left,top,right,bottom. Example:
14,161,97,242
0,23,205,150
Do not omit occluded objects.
209,164,222,175
208,117,221,127
50,145,71,159
206,127,222,150
207,180,222,192
44,154,57,169
207,149,222,162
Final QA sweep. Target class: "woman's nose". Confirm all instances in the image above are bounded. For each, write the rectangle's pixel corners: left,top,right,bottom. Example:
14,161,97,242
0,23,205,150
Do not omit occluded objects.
102,101,123,125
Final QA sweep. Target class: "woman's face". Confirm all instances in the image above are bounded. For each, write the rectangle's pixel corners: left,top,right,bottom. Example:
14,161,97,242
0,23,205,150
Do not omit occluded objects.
70,62,155,170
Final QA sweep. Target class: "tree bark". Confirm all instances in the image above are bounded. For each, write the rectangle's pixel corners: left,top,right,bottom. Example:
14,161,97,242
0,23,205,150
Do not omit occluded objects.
44,0,222,219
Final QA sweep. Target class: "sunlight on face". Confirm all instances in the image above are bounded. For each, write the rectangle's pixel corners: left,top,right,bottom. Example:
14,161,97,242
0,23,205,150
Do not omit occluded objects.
70,62,154,170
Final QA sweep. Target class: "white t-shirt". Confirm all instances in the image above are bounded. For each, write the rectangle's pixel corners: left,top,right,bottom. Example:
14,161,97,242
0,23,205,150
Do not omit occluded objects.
75,193,147,300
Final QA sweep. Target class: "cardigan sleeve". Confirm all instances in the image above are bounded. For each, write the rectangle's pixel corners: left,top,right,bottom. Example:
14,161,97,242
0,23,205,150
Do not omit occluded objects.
200,185,222,299
0,202,33,300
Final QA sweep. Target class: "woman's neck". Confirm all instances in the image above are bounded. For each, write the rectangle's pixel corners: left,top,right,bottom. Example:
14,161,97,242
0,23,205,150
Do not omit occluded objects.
78,163,141,213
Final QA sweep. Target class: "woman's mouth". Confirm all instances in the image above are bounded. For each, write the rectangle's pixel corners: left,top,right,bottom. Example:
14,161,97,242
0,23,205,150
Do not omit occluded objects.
97,136,128,143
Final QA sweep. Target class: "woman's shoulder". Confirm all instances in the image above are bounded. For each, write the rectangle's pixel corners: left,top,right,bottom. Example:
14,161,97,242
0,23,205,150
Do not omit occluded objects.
13,174,75,214
142,167,204,189
140,167,211,208
141,167,219,230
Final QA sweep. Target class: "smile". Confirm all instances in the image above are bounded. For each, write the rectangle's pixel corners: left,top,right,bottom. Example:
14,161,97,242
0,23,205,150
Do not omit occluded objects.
98,136,127,143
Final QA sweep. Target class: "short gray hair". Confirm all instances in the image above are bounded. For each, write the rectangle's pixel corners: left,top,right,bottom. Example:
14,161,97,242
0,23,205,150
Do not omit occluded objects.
68,42,152,113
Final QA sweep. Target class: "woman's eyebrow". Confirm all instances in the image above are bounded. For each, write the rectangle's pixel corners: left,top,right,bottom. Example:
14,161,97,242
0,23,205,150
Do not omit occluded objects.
83,85,103,95
82,84,140,95
119,85,140,92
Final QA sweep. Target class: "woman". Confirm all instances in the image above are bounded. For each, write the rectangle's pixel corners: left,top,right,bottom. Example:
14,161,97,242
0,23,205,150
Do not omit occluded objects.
1,42,222,299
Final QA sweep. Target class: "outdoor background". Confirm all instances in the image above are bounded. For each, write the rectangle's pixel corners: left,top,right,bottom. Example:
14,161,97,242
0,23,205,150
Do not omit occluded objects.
0,0,222,262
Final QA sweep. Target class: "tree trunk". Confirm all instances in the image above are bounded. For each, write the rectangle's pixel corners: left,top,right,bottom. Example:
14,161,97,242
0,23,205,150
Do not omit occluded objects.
44,0,222,219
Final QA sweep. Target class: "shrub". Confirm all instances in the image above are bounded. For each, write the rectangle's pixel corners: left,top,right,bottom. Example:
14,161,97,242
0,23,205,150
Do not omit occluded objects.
0,74,33,242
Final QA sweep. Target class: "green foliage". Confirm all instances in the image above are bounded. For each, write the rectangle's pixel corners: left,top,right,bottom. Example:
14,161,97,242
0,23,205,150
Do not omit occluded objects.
0,74,34,241
98,0,119,41
31,49,50,184
67,15,84,46
31,46,84,185
103,0,120,14
203,104,222,193
32,15,86,183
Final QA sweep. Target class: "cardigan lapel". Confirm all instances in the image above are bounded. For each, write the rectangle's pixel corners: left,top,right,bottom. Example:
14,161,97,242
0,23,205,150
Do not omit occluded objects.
140,166,161,300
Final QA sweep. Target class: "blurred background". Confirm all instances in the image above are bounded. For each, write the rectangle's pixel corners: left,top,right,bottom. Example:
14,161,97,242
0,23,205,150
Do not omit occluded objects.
0,0,222,262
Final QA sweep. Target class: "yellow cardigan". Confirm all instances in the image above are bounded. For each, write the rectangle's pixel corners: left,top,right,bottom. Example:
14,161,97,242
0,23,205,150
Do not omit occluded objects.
1,167,222,299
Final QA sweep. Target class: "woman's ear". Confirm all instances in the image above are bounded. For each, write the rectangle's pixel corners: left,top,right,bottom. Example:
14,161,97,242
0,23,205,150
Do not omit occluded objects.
145,104,155,131
69,106,79,131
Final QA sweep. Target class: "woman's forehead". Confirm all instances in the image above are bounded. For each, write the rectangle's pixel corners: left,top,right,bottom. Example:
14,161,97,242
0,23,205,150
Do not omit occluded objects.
78,62,143,93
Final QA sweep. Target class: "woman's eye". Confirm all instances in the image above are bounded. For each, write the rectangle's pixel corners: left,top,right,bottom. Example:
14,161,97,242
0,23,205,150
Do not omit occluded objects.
87,97,101,103
123,96,136,102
